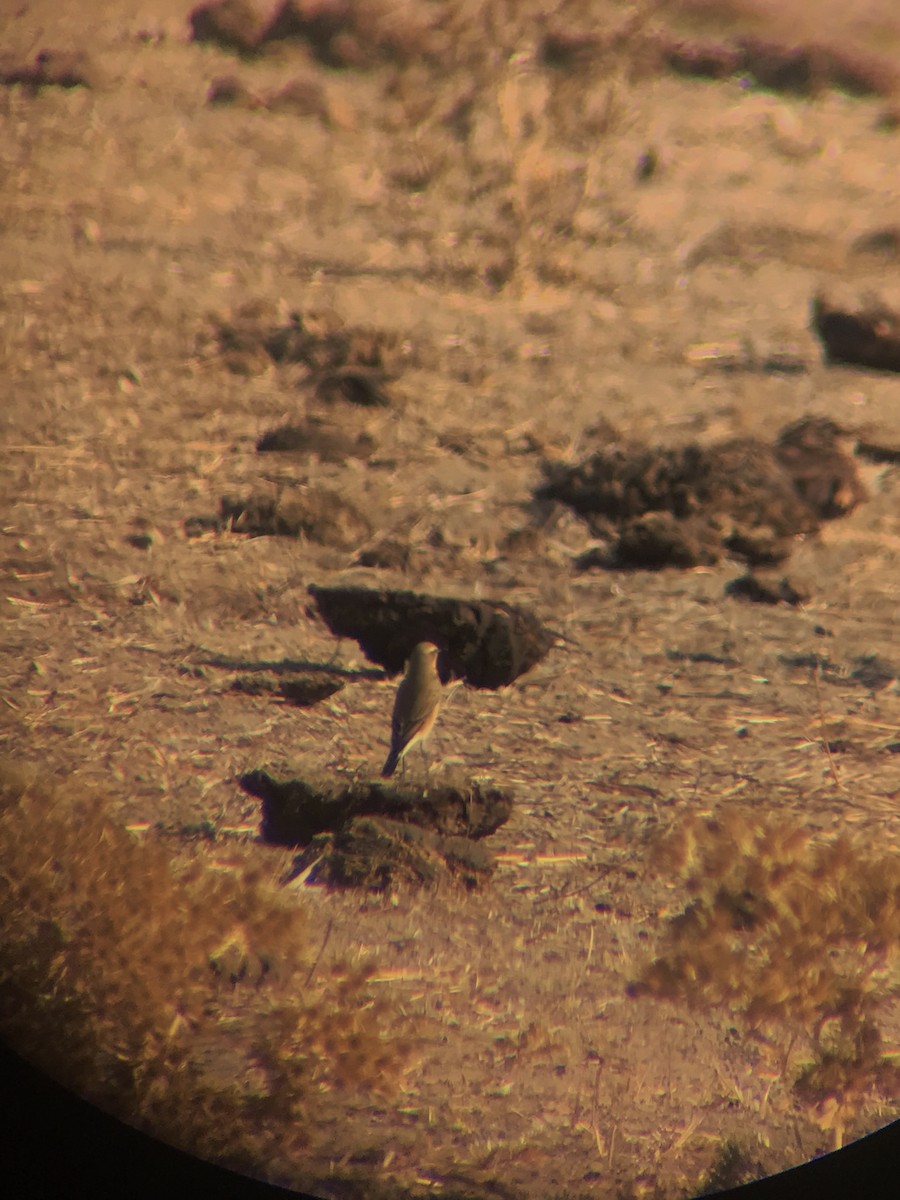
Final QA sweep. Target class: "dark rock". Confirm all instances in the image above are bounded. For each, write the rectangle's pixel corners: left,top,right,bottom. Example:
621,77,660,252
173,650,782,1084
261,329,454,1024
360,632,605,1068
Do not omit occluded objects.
852,228,900,258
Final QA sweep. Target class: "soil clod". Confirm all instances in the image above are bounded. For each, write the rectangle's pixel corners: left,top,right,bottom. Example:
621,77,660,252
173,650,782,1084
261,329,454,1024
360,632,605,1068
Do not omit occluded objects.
308,584,554,687
774,417,865,519
294,817,496,889
654,34,896,98
189,0,298,55
245,772,511,844
811,292,900,371
353,539,413,571
0,50,96,91
540,417,863,569
220,489,371,548
242,771,511,888
256,419,376,462
725,575,809,606
312,366,394,407
189,0,435,66
211,303,405,397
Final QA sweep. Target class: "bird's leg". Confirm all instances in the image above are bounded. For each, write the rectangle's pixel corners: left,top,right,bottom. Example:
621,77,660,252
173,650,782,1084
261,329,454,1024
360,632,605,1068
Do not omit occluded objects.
426,732,445,773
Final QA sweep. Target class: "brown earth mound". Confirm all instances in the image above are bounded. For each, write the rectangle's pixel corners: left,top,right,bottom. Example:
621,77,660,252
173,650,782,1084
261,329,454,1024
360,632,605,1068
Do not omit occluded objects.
811,292,900,372
256,417,376,461
218,489,371,547
189,0,436,67
308,584,555,686
242,770,512,888
245,770,511,844
540,416,863,568
293,817,498,889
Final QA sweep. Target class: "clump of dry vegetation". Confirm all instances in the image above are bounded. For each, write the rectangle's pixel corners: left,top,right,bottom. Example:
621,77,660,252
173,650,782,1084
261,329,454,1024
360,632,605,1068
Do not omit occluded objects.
631,811,900,1148
0,761,415,1182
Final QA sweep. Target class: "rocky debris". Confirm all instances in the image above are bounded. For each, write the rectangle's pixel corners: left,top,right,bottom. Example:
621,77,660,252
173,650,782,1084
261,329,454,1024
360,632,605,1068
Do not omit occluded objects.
190,0,291,54
667,649,739,668
612,512,723,569
206,75,253,106
847,656,897,692
537,28,610,70
308,584,555,687
265,312,403,373
532,23,897,98
812,292,900,372
311,365,394,407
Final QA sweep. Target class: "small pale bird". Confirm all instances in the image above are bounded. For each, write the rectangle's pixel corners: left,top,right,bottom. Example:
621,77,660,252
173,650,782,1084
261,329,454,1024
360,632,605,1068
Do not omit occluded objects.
381,642,443,778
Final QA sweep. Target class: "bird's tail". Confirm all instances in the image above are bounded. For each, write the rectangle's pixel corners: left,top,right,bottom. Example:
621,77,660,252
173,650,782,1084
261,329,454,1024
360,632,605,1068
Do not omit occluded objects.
381,749,398,778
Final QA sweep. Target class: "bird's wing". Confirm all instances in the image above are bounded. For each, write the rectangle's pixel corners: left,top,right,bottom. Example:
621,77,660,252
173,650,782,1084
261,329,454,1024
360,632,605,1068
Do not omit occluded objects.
392,679,441,747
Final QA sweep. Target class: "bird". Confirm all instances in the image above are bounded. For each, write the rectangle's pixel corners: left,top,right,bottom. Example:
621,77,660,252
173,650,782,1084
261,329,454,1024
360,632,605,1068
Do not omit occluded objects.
381,642,443,778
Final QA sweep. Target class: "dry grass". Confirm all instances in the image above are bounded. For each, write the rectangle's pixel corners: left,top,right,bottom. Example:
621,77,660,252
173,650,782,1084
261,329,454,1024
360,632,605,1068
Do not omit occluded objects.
635,811,900,1148
0,761,415,1184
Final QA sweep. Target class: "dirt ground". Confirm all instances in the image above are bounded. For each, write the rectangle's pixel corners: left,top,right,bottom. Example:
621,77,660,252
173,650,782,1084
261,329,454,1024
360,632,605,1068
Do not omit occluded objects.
1,1,899,1196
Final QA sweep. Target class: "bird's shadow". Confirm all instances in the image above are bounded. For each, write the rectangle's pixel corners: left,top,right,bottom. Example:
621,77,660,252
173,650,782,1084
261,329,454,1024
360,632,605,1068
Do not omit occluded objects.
197,654,386,682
